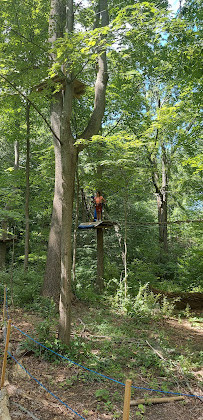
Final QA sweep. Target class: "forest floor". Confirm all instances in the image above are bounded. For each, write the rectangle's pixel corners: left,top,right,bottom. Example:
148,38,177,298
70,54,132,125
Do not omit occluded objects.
0,300,203,420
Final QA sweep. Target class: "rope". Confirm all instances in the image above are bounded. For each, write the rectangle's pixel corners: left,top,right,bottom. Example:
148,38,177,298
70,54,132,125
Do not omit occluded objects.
12,325,125,386
131,384,203,399
12,324,203,399
7,352,86,420
4,289,203,400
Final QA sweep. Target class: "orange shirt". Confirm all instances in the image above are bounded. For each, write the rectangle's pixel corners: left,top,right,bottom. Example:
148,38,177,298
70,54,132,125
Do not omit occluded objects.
94,196,104,204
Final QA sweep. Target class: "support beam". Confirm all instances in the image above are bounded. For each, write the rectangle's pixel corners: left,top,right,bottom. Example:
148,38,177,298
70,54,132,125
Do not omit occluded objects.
97,228,104,291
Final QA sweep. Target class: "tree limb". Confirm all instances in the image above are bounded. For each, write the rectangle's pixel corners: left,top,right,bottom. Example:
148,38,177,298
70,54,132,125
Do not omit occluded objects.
79,0,109,147
12,402,41,420
146,340,166,361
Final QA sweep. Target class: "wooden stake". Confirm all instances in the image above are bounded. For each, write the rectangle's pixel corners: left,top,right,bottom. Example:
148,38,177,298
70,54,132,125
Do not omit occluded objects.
2,286,6,323
0,319,11,388
123,379,132,420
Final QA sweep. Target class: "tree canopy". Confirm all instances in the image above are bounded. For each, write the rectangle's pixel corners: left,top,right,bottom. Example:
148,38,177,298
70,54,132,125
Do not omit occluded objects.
0,0,202,342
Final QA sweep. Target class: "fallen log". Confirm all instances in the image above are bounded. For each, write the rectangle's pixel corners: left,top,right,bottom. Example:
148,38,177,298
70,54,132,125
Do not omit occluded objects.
130,396,184,406
149,287,203,310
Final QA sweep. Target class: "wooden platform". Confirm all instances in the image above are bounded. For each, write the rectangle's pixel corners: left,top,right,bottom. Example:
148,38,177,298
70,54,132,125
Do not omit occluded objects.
78,220,115,229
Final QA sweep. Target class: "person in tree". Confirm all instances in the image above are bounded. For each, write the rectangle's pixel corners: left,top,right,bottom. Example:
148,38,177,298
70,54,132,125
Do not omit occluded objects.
94,191,106,221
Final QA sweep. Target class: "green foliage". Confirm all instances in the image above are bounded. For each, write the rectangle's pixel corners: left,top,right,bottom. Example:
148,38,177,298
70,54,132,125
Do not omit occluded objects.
95,388,110,402
129,259,157,287
21,318,93,364
136,404,146,418
108,282,177,321
0,267,43,306
31,296,56,318
13,271,42,306
177,246,203,291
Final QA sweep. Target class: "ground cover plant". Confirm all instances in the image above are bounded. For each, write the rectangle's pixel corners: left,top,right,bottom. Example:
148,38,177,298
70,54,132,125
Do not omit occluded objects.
0,287,202,419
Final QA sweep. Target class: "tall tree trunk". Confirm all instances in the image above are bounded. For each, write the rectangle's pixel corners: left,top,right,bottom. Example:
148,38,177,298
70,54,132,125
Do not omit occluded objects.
0,221,7,270
148,98,169,259
0,125,20,271
42,0,64,301
42,93,63,302
161,144,168,253
44,0,109,344
157,144,168,256
123,197,128,298
59,79,77,343
24,101,30,271
14,140,19,170
10,231,15,305
72,167,79,286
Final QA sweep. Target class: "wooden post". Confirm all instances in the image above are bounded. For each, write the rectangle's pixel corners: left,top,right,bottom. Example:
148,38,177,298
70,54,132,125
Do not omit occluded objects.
1,319,11,388
97,227,104,291
2,286,6,323
123,379,132,420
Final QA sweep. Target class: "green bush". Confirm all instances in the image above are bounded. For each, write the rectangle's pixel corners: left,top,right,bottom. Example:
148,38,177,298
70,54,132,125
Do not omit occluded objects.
177,246,203,291
128,259,157,293
1,268,43,307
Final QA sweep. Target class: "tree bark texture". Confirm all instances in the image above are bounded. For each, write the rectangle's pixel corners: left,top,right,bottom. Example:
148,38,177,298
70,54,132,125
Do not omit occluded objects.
149,145,168,257
156,144,168,256
0,221,8,269
24,102,30,271
43,93,63,302
42,0,65,301
123,197,128,298
72,168,79,286
79,0,109,143
148,98,169,258
59,79,77,344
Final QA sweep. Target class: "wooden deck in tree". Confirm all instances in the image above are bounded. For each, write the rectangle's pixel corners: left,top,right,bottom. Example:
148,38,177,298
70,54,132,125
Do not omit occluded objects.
78,220,115,229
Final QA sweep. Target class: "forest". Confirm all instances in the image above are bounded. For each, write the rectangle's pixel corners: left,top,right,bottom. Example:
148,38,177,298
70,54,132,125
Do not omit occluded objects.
0,0,202,419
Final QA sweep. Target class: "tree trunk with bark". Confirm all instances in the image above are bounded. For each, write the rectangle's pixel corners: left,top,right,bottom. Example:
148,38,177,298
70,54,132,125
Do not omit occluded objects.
24,102,30,271
156,144,168,256
14,140,19,170
123,197,128,298
59,79,77,344
148,110,169,259
43,0,109,344
72,168,79,286
42,93,63,302
42,0,64,301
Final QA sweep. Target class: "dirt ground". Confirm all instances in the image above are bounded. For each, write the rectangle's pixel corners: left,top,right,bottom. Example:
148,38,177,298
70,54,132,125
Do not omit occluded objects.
1,306,203,420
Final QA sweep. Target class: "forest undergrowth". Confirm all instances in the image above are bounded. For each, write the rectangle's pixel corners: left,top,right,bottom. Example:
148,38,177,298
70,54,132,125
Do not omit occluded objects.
0,283,202,420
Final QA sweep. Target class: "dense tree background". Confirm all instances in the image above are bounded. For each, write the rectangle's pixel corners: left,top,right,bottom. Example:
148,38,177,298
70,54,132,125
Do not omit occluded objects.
0,0,202,324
